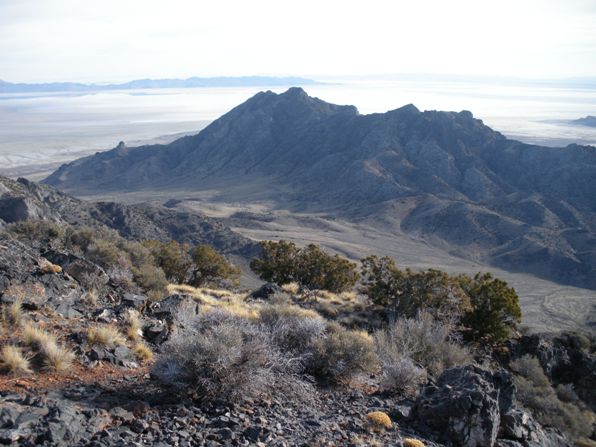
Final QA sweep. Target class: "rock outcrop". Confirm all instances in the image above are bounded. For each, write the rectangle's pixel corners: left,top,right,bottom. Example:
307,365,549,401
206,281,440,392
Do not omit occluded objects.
412,365,573,447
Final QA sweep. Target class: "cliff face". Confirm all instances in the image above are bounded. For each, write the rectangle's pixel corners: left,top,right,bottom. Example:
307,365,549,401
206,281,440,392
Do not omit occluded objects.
44,88,596,289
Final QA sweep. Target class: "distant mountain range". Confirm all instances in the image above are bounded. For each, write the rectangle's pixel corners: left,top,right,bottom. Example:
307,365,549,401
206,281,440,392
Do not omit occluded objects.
0,76,317,93
572,116,596,127
44,88,596,290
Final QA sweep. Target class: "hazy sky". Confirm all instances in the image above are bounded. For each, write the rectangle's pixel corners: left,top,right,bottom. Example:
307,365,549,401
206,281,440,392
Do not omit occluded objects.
1,0,595,83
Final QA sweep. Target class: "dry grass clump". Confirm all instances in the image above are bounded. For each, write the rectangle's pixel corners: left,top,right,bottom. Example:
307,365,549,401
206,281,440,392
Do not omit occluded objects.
366,411,393,431
2,299,23,327
124,309,142,341
22,323,56,348
84,288,98,306
259,302,322,324
41,342,75,372
22,323,74,372
39,259,62,274
404,439,426,447
87,325,126,347
0,345,32,375
133,343,153,362
281,282,300,295
167,284,256,319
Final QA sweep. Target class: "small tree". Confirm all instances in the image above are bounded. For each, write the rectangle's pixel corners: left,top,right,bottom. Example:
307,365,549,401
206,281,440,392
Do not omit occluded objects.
250,240,359,293
190,245,240,287
360,256,469,319
460,272,521,342
250,240,300,285
142,240,192,283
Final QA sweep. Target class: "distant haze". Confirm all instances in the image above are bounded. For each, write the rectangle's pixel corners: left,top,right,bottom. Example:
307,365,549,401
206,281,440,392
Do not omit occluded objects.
1,0,595,83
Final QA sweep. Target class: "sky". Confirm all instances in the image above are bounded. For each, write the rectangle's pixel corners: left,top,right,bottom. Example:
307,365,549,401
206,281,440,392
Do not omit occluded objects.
1,0,595,83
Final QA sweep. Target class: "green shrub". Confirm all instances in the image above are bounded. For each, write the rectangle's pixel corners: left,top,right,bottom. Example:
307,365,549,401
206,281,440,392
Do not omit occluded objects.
132,263,168,298
307,322,378,382
360,256,470,319
142,240,192,283
189,245,240,287
460,272,521,343
8,220,65,245
251,240,359,293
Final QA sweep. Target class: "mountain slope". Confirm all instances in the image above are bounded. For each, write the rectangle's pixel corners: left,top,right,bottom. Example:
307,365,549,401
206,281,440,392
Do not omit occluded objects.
0,176,255,255
44,88,596,289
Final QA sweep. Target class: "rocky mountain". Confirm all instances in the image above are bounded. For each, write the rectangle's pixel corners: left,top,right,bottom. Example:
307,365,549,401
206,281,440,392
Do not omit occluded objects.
0,176,255,255
44,88,596,289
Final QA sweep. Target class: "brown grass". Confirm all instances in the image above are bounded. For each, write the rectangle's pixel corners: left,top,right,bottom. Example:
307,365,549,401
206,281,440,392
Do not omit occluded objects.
124,309,142,341
133,343,153,362
87,325,126,347
22,323,56,348
281,282,300,295
0,345,32,375
41,342,75,372
366,411,392,431
404,439,426,447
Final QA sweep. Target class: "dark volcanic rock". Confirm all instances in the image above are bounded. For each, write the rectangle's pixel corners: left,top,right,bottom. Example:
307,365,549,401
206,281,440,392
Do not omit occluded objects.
412,365,504,446
43,88,596,290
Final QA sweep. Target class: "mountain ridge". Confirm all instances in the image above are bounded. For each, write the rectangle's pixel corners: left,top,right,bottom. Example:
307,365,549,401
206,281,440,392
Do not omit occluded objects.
44,88,596,289
0,76,317,93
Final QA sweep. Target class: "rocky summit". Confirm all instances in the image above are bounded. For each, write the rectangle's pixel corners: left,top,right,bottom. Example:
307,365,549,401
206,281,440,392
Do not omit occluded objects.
44,88,596,290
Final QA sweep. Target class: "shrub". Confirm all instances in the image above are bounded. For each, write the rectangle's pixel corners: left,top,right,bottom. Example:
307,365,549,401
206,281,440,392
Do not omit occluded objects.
8,220,64,245
251,240,359,293
461,272,521,343
360,256,470,319
375,311,471,376
189,245,241,287
366,411,392,431
0,345,32,375
132,263,168,298
378,355,427,397
308,322,378,382
153,312,300,401
259,303,326,356
143,240,192,283
511,355,592,439
87,325,126,347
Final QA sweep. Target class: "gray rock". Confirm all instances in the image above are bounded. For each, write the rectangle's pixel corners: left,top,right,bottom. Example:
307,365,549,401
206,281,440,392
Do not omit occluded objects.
412,365,504,447
121,293,148,311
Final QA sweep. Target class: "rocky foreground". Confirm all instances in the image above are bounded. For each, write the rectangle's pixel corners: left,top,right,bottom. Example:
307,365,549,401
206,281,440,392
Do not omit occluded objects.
0,176,594,446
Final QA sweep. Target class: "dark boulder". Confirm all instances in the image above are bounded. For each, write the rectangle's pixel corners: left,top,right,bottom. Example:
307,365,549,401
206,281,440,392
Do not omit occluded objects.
412,365,504,446
250,283,283,300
